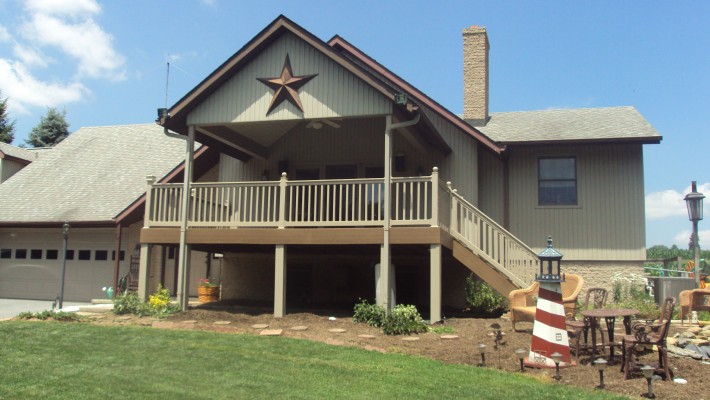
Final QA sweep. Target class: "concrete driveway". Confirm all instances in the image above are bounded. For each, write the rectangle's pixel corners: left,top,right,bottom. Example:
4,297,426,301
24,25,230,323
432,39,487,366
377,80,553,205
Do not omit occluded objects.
0,298,90,318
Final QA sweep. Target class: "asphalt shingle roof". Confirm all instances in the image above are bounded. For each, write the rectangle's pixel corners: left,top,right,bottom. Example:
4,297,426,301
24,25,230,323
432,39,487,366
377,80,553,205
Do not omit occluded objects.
0,124,190,223
0,142,43,162
474,106,662,144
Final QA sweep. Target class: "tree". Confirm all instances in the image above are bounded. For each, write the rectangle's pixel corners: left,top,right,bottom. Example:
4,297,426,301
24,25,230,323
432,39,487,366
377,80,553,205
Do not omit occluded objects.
26,107,70,147
0,90,15,144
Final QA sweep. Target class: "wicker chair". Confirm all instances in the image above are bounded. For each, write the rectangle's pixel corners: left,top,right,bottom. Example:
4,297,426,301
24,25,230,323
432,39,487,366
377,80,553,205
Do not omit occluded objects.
679,288,710,325
509,274,585,331
621,297,675,381
566,287,608,360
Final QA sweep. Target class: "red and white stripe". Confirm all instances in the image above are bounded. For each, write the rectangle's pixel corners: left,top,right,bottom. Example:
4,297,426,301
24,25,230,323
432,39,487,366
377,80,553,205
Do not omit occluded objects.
526,282,572,367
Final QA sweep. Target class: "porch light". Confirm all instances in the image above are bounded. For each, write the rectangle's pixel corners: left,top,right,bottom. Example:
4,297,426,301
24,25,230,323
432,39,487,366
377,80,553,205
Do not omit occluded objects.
551,352,562,381
394,93,408,106
515,348,527,372
478,344,487,367
536,236,564,282
685,181,705,287
594,358,607,389
156,108,168,120
57,221,71,310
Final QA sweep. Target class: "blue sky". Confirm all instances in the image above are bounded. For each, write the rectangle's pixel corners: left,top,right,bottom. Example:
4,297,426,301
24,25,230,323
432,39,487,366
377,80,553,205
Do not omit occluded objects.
0,0,708,248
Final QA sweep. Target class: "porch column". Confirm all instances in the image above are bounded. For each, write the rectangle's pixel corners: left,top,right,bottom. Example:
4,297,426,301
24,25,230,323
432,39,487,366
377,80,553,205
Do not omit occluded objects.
377,115,394,312
176,125,195,310
274,244,287,318
430,243,442,323
137,243,152,300
112,223,123,294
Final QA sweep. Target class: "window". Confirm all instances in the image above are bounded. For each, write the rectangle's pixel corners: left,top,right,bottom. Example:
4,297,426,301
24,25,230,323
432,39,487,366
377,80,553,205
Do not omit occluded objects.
31,249,43,259
167,247,175,260
111,250,125,261
0,249,10,259
95,250,108,261
78,250,91,260
15,249,27,259
538,157,577,206
65,250,74,260
46,250,59,260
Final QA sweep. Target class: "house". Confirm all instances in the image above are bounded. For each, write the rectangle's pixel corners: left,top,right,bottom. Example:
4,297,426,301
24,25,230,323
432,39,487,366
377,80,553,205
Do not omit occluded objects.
0,142,44,183
140,16,661,321
0,124,217,302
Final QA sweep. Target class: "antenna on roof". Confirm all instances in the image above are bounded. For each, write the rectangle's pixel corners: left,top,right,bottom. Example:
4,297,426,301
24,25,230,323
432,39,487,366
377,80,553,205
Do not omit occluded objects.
164,62,170,109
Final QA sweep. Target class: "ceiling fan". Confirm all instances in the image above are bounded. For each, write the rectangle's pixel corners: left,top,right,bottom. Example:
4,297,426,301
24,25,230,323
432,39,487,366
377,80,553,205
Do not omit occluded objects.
306,119,341,129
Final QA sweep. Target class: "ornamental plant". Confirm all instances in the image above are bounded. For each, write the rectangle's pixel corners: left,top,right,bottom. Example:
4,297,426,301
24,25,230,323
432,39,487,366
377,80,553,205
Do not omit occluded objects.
199,278,219,287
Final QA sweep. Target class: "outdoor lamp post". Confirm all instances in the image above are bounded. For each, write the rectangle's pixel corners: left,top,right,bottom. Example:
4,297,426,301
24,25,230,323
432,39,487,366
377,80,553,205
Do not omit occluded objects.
640,365,656,398
594,358,607,389
515,348,527,372
684,181,705,288
57,221,70,310
478,344,487,367
551,352,562,381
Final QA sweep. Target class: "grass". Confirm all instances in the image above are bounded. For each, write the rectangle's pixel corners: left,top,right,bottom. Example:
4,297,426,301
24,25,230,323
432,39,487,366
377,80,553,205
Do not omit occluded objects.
0,321,627,400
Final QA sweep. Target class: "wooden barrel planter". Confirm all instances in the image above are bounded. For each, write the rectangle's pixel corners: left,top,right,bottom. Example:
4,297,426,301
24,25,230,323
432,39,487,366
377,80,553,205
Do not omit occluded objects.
198,286,219,303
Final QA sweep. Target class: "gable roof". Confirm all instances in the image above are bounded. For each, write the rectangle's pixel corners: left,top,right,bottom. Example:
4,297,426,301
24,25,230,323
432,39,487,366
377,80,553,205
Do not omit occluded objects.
160,15,502,155
0,142,43,164
0,124,193,226
475,106,662,145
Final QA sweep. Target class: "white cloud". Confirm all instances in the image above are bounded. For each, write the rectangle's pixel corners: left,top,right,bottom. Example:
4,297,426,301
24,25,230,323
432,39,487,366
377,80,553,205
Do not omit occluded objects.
0,0,124,114
672,229,710,248
0,59,87,114
645,182,710,220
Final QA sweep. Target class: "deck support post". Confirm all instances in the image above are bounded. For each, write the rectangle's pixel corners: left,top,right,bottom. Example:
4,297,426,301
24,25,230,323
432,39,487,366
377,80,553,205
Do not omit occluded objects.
430,243,442,323
274,244,287,318
176,125,195,310
138,243,152,300
377,115,394,312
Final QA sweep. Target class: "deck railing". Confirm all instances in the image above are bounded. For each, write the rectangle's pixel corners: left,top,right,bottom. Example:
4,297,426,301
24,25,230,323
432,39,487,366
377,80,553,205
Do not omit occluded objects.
144,168,537,286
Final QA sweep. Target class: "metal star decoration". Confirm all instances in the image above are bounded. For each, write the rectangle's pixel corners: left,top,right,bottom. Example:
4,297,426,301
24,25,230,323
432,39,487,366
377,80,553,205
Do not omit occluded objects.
257,54,317,115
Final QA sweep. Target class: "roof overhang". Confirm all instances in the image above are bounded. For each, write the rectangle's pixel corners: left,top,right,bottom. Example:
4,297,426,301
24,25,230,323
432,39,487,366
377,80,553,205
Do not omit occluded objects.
500,136,663,148
0,221,115,229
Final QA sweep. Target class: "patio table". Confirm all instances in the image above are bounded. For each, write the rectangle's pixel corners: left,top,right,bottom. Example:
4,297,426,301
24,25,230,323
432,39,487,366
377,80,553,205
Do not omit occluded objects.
580,308,639,365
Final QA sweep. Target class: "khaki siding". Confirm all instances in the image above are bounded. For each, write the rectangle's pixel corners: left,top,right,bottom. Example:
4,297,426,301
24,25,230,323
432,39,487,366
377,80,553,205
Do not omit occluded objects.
477,148,504,222
1,159,27,183
507,144,646,261
188,32,391,125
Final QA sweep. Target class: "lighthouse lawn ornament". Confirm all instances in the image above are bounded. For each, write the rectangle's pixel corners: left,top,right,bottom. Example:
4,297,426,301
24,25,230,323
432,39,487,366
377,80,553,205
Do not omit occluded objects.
525,237,574,368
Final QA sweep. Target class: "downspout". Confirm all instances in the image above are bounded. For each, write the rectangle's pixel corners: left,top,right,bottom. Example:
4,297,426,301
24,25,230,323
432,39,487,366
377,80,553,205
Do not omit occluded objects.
381,112,420,311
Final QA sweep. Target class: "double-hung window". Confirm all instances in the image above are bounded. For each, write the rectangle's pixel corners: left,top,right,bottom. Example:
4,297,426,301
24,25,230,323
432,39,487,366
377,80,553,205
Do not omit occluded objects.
538,157,577,206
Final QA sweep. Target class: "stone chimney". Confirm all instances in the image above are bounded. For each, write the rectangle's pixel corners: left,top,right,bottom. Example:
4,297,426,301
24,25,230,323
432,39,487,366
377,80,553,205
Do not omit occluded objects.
463,26,489,126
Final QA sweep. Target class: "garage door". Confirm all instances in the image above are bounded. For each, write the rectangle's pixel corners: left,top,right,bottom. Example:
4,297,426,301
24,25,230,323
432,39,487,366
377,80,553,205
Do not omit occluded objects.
0,228,126,302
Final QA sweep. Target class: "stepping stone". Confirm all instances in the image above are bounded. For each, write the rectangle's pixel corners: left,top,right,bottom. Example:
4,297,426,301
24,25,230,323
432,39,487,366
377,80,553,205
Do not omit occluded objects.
291,326,308,331
251,324,269,329
358,334,376,339
260,329,283,336
401,337,420,341
328,328,346,333
115,316,132,322
440,335,459,340
214,320,231,325
182,320,197,324
152,321,174,329
0,317,13,322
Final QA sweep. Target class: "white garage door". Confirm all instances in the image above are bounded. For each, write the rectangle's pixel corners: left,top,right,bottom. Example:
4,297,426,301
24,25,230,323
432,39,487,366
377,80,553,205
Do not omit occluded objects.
0,228,127,301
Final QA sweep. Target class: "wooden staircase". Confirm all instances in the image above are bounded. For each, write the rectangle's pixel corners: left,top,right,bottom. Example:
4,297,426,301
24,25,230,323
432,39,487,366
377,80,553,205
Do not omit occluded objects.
444,186,539,295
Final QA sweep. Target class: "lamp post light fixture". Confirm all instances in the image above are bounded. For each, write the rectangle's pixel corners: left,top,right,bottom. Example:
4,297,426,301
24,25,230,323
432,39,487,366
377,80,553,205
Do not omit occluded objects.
515,348,527,372
640,365,656,399
684,181,705,288
478,344,487,367
57,221,71,310
551,352,562,381
594,358,607,389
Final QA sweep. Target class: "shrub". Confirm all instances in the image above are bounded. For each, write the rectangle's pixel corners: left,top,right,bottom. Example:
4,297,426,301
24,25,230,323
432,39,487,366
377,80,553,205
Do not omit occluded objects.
608,273,659,320
16,310,80,322
352,298,386,328
113,287,180,318
382,304,429,336
148,285,180,318
464,275,508,317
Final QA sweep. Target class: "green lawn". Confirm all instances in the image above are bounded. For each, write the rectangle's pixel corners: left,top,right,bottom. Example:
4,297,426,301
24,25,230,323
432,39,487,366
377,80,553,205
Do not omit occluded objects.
0,321,627,399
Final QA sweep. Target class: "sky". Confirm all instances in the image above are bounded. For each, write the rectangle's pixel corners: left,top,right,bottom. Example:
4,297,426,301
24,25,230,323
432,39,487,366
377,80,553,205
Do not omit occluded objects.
0,0,708,248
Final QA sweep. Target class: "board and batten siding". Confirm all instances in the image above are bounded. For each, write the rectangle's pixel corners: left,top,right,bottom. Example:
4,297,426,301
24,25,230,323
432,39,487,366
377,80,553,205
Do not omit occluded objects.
477,149,505,223
188,32,392,125
507,143,646,261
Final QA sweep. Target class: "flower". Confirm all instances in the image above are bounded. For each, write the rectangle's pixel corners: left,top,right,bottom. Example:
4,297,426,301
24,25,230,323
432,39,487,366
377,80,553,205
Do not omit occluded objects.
199,278,218,287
